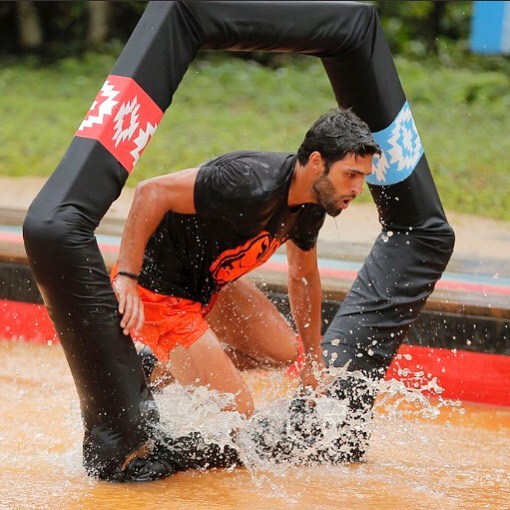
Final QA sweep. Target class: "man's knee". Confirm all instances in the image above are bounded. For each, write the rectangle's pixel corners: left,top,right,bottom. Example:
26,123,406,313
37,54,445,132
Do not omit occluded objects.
269,339,300,367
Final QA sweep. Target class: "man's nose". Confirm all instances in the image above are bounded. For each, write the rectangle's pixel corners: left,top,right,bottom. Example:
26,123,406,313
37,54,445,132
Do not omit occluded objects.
352,177,364,196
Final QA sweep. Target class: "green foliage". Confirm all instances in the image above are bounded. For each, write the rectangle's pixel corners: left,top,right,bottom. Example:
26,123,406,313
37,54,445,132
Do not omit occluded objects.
394,56,510,221
375,1,472,57
0,53,118,175
139,54,334,175
1,1,507,224
1,47,509,222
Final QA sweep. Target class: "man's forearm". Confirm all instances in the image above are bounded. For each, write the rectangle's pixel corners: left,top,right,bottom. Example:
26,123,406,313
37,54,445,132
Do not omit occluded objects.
288,270,323,361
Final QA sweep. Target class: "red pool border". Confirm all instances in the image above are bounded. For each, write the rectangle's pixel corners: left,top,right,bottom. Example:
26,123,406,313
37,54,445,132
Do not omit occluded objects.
2,298,509,407
385,345,510,407
1,298,57,344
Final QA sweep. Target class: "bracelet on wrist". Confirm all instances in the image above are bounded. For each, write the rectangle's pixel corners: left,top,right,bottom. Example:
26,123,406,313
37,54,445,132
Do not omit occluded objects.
117,270,140,281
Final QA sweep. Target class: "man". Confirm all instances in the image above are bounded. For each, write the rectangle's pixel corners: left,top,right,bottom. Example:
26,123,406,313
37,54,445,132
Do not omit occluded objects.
112,107,381,418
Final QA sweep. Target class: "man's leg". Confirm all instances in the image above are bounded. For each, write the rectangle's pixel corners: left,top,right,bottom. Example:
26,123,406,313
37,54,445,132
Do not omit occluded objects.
207,277,300,370
168,328,255,417
137,278,299,390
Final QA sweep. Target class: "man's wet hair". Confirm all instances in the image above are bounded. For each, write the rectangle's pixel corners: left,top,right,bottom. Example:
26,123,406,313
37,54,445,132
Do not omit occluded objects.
296,108,381,168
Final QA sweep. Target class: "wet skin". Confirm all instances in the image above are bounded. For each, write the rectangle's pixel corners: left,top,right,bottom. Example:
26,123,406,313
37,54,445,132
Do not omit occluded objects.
313,153,373,217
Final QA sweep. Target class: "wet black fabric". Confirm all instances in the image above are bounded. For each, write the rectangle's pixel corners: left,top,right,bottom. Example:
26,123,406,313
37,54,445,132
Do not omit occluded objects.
139,151,325,304
23,1,454,479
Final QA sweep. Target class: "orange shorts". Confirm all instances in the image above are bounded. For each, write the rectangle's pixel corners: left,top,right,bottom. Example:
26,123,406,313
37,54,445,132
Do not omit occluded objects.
111,265,215,362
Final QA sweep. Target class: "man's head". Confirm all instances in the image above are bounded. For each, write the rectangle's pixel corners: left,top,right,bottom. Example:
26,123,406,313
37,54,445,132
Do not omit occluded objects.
296,107,381,167
296,108,381,217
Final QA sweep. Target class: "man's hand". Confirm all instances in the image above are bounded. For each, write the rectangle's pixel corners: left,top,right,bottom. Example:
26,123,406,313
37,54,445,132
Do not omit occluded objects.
112,275,145,336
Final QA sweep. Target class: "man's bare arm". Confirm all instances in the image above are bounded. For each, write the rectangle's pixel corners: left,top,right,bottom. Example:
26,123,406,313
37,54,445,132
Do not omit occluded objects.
114,168,199,335
286,240,323,390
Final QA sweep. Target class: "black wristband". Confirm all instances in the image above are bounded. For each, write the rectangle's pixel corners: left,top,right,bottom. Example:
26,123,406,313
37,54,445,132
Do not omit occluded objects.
117,270,140,281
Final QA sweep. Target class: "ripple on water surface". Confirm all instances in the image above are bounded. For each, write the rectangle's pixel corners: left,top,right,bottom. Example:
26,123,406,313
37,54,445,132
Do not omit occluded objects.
1,340,510,510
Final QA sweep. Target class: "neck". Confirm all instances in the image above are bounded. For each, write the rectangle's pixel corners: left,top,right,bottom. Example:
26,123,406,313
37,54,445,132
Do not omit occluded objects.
288,160,316,207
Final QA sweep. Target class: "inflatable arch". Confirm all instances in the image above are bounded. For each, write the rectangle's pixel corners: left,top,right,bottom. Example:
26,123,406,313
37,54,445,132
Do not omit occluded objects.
23,1,455,480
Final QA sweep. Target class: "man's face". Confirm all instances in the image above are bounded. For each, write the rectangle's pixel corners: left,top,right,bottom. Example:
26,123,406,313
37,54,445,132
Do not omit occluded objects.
312,153,373,217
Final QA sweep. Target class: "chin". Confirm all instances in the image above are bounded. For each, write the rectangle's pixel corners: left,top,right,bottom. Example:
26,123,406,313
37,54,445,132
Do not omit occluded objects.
327,208,343,218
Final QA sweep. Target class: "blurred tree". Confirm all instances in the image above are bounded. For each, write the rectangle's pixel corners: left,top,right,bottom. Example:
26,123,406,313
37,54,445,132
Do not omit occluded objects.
429,1,447,53
16,1,43,51
87,1,111,47
0,1,145,58
0,1,473,61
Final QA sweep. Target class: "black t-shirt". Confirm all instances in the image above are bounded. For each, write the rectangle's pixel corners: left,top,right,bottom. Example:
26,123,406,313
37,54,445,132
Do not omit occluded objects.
139,151,326,304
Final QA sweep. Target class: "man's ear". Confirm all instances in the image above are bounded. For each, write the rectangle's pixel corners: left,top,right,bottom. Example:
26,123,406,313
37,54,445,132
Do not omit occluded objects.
308,151,324,173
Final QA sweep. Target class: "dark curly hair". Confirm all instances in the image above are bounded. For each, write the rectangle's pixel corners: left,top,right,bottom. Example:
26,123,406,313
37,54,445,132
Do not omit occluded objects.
296,108,381,169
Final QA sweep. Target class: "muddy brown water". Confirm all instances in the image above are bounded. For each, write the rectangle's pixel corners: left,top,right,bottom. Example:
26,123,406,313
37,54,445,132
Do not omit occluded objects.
1,340,509,510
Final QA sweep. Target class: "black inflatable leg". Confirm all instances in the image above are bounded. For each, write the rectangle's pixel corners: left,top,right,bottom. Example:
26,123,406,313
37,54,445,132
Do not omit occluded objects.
139,346,159,381
22,1,203,479
320,6,455,449
22,0,454,475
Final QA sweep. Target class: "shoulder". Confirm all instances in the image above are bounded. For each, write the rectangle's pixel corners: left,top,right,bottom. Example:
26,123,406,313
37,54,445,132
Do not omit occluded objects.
198,151,296,194
201,151,294,172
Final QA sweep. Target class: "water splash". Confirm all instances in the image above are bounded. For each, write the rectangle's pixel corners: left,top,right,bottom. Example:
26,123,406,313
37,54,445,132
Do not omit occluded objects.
2,342,510,508
152,363,463,476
